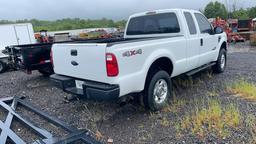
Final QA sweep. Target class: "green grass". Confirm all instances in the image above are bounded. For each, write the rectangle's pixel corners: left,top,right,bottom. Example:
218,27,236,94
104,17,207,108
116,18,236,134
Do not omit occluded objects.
177,99,240,139
162,97,187,113
227,79,256,101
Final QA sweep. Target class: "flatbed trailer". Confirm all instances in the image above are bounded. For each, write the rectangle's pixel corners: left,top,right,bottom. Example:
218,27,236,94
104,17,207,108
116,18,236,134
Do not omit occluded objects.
5,43,54,76
4,38,122,76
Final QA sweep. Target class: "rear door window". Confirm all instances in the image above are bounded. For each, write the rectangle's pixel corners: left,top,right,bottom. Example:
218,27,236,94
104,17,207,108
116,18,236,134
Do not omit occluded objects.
127,13,180,35
184,12,197,35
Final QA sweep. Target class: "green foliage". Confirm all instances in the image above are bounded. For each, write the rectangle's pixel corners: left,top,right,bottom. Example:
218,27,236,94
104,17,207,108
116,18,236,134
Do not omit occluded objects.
248,7,256,18
204,1,228,19
230,6,256,19
231,7,256,19
0,18,126,32
231,9,249,19
204,1,256,19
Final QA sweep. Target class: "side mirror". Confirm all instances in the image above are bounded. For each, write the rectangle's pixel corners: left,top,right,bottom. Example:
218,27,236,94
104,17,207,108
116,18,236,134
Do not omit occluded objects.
214,27,223,34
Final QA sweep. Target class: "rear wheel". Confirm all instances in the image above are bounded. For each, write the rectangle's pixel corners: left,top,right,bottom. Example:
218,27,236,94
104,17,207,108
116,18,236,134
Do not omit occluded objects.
213,48,227,73
143,70,171,111
0,61,7,73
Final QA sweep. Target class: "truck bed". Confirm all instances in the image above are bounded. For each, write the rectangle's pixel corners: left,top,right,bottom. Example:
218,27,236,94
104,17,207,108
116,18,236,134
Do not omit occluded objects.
71,36,176,46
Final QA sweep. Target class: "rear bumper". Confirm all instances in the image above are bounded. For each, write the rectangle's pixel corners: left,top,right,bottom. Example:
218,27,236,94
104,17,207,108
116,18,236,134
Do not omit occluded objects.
50,74,120,101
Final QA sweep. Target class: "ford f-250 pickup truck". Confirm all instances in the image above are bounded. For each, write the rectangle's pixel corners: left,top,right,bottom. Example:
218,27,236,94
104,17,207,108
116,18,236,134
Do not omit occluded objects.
51,9,227,111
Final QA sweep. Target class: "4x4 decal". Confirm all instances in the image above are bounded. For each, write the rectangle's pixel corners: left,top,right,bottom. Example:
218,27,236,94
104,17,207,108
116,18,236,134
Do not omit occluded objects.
122,49,142,57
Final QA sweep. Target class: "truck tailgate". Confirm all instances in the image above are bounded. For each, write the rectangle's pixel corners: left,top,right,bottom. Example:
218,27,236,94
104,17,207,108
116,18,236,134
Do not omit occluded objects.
52,43,108,83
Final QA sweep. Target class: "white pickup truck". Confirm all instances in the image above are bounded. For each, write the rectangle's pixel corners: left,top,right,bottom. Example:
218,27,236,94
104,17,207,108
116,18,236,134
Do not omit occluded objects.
51,9,227,111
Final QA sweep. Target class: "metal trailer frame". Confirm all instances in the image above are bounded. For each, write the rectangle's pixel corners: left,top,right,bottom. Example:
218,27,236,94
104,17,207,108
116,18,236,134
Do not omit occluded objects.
0,97,101,144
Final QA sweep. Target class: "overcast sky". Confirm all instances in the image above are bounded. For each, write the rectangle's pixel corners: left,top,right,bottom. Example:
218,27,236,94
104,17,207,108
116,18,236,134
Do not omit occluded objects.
0,0,255,21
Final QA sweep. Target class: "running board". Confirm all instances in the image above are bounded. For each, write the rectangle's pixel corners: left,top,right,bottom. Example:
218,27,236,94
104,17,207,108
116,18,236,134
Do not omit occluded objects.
186,62,216,76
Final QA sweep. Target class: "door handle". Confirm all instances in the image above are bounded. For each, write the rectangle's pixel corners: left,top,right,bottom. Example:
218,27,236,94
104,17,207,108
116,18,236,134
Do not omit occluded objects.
200,38,203,46
218,36,222,43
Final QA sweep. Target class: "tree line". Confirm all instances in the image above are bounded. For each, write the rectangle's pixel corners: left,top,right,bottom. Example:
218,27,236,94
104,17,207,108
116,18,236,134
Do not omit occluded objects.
0,18,126,32
204,1,256,19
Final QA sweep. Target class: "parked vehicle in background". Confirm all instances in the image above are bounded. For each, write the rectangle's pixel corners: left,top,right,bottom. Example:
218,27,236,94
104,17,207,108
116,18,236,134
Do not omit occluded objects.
4,38,123,76
211,18,245,43
34,30,54,43
4,27,122,76
51,9,227,111
0,23,35,73
238,19,253,32
5,43,54,76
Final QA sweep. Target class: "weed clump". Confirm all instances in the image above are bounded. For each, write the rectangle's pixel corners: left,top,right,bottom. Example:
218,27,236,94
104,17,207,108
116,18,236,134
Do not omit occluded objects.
227,79,256,101
177,99,240,138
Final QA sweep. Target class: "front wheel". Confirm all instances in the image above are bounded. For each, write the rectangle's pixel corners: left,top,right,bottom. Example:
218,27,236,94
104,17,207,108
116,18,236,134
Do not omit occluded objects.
143,70,171,111
213,48,227,73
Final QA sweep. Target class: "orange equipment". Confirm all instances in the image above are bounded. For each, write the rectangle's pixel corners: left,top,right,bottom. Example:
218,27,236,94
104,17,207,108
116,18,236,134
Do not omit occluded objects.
35,30,53,43
211,17,245,43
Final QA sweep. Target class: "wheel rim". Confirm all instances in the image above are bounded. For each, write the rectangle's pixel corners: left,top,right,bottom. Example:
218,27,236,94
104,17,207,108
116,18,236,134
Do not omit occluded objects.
220,54,226,69
153,79,168,104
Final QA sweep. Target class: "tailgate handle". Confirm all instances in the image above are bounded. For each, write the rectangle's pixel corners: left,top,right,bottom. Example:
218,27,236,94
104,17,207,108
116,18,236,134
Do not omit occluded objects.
71,61,79,66
71,49,77,56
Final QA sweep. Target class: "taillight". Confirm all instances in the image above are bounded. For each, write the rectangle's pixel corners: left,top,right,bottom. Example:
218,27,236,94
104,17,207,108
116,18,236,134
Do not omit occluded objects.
50,49,54,68
106,53,119,77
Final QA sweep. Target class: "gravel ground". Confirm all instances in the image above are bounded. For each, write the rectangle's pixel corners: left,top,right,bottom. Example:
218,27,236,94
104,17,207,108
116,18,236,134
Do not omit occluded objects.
0,41,256,143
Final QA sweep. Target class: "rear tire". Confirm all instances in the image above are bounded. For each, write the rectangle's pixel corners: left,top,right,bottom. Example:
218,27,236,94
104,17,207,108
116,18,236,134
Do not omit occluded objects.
0,61,7,73
143,70,171,111
213,48,227,73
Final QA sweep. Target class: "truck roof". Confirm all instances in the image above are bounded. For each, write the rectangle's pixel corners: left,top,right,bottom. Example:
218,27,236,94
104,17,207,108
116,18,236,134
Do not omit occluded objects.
129,8,201,18
124,8,201,39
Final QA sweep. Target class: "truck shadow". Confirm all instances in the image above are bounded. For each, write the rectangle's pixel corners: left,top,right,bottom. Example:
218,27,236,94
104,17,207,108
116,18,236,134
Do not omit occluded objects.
99,68,216,119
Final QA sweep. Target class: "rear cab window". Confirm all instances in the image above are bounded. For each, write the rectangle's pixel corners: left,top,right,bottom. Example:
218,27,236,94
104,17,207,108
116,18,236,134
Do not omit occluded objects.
126,12,180,35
